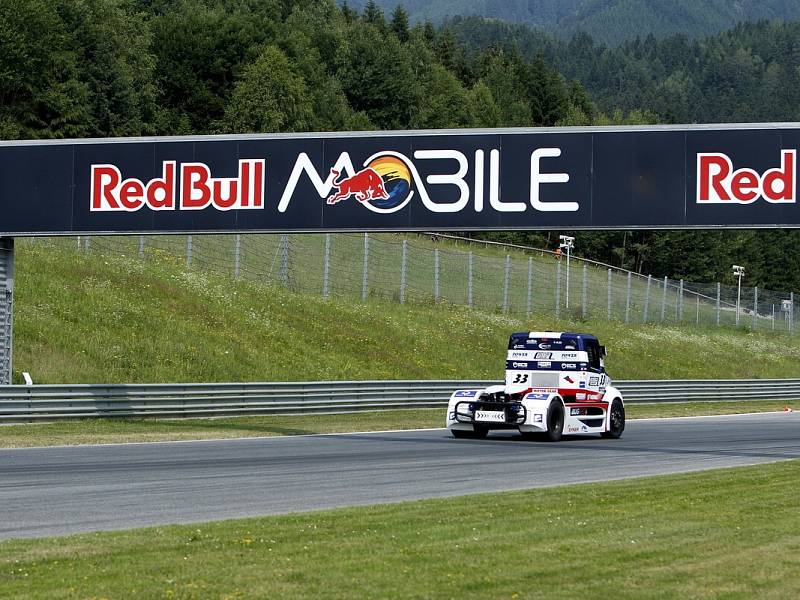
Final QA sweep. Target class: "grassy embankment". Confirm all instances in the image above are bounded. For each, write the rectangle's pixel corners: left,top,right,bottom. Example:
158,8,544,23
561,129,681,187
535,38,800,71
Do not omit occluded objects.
59,231,762,329
1,460,799,598
15,238,800,384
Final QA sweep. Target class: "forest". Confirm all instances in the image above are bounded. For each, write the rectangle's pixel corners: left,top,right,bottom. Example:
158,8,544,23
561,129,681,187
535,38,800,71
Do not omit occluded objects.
447,16,800,123
356,0,800,46
1,0,800,291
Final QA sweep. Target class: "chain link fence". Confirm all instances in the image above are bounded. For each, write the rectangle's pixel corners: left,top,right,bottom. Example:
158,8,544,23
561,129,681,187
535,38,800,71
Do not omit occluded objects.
41,233,798,334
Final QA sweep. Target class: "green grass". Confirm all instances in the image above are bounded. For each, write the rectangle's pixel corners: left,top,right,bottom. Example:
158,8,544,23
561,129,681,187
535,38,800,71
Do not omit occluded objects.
623,400,796,418
0,410,442,448
13,239,800,384
1,401,794,448
2,460,799,598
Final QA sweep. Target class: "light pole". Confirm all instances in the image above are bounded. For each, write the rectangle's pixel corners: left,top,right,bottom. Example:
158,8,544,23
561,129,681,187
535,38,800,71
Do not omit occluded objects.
560,235,575,308
733,265,745,326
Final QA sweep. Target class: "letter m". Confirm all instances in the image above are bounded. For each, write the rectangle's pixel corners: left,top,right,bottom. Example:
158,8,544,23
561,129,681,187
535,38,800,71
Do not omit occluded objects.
278,152,356,213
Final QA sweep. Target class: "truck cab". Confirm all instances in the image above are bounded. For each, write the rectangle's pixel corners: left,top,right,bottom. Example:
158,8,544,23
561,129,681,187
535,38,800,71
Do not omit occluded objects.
505,331,609,403
447,331,624,441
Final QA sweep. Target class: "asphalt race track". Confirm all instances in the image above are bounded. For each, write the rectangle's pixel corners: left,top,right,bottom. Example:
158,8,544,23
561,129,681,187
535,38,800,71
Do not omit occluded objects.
1,412,799,540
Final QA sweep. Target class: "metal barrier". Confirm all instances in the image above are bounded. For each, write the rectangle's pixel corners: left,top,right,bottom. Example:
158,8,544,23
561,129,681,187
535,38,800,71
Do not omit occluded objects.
1,379,799,421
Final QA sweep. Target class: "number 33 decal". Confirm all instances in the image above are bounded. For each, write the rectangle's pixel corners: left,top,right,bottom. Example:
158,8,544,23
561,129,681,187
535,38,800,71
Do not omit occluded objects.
512,373,528,384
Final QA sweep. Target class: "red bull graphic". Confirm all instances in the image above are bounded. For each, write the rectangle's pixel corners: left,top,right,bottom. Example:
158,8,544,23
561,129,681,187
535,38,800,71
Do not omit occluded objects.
279,151,418,214
325,154,414,212
326,168,389,204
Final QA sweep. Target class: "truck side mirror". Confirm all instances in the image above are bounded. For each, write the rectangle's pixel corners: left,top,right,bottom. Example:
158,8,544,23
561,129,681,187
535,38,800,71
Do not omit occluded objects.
599,346,607,357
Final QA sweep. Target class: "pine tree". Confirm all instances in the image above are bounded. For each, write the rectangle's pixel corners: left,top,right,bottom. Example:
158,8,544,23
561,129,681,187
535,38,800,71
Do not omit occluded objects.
423,20,436,46
436,28,457,72
341,0,356,24
390,5,410,43
362,0,385,31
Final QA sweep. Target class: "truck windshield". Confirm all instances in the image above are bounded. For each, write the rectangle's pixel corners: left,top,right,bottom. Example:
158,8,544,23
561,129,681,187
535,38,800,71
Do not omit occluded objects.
508,335,578,351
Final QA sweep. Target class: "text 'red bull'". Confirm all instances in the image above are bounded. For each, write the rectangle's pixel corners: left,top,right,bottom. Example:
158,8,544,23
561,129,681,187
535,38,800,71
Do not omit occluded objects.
697,150,796,204
326,168,388,204
90,160,265,212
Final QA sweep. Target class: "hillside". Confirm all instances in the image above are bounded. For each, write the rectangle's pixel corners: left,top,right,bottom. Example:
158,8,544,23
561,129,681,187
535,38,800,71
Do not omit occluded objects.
13,238,800,384
448,17,800,124
359,0,800,45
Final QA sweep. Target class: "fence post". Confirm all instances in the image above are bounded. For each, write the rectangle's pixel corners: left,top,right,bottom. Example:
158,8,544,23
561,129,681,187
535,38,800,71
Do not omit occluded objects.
555,260,561,319
643,275,651,323
399,240,407,304
361,232,369,301
502,255,510,313
772,304,775,331
526,257,533,317
661,276,668,322
280,234,289,287
187,235,193,267
607,269,612,321
467,251,473,309
678,279,684,322
77,236,82,251
138,235,145,260
234,234,241,279
434,248,440,301
566,254,571,309
581,264,588,320
753,286,758,330
696,295,700,325
625,272,632,324
716,282,721,326
791,292,795,335
322,233,331,299
84,236,91,252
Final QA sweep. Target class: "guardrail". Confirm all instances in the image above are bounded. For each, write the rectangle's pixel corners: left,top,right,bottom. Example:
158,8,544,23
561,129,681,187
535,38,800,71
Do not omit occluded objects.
0,379,799,421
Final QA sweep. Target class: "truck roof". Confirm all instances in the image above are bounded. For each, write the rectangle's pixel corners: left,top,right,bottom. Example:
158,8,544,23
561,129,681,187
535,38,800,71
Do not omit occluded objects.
508,331,600,351
510,331,599,342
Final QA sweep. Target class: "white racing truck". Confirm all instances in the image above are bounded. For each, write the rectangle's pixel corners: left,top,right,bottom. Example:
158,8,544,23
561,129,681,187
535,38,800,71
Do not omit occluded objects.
446,331,625,441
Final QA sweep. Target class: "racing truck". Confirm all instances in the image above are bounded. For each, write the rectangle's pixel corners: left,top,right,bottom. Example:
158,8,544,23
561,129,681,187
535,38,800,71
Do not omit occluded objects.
446,331,625,441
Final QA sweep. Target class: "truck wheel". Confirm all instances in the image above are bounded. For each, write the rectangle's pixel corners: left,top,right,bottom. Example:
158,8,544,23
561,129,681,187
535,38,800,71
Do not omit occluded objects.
544,401,564,442
601,399,625,439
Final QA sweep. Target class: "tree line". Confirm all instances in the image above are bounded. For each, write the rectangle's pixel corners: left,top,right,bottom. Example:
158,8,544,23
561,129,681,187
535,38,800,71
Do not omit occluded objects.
1,0,633,140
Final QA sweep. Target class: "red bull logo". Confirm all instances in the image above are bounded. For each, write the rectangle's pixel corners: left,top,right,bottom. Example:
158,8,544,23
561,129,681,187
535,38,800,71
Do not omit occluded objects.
326,168,389,204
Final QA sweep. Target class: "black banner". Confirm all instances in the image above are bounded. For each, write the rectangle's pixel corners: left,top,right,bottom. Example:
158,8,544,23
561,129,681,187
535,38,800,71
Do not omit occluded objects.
1,124,799,235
